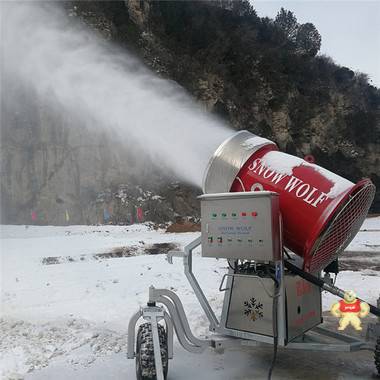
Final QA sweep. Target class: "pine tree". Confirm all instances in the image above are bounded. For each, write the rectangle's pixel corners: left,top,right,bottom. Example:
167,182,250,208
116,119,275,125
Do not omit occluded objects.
274,7,298,42
296,22,322,56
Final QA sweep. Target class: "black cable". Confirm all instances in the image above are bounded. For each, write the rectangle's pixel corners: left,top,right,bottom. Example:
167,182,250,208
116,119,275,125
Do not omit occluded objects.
268,333,278,380
268,270,280,380
284,259,380,317
284,260,326,287
233,262,280,379
265,265,279,287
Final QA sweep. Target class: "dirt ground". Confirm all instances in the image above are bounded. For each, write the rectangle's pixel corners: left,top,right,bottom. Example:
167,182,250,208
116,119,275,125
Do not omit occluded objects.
338,250,380,271
166,221,201,233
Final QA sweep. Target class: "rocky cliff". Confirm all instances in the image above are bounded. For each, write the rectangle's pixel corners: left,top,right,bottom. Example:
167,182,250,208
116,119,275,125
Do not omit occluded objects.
1,77,200,225
1,0,379,225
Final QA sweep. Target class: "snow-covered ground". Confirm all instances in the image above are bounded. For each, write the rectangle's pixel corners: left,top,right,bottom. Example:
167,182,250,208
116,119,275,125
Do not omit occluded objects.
1,219,379,379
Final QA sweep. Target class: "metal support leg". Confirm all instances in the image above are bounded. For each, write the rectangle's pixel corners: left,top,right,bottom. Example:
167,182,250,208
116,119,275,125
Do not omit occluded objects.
127,309,142,359
149,286,211,353
163,312,174,359
127,289,209,377
168,236,219,331
150,287,209,348
150,316,164,380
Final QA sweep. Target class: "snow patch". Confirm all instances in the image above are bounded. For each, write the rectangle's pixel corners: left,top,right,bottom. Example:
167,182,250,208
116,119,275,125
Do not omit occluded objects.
261,151,302,176
0,318,127,379
240,136,273,150
262,151,353,198
1,222,379,378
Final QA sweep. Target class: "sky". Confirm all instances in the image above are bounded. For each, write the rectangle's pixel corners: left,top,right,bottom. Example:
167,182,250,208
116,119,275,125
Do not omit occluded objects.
252,0,380,88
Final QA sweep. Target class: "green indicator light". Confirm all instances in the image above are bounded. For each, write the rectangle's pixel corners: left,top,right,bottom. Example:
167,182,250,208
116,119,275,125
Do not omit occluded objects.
212,213,217,218
232,213,237,217
221,213,227,217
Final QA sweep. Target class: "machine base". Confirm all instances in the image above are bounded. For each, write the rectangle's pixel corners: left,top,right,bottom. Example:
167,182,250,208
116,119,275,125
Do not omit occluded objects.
128,287,377,380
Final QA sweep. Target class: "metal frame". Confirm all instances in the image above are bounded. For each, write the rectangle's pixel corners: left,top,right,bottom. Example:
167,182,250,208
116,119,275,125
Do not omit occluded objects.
287,326,373,351
127,236,378,379
216,265,287,345
168,235,287,345
168,237,287,344
168,236,219,331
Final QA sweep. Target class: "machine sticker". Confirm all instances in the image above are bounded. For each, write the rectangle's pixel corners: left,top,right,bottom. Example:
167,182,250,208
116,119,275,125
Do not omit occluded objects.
243,297,264,322
330,290,370,331
217,225,252,235
247,158,329,207
296,279,312,297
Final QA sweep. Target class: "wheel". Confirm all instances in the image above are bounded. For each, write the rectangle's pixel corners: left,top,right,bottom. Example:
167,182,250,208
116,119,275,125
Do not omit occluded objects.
375,336,380,376
136,322,168,380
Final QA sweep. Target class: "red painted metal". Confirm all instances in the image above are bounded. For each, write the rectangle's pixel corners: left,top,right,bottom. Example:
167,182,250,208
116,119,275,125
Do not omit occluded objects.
304,154,316,164
229,143,374,273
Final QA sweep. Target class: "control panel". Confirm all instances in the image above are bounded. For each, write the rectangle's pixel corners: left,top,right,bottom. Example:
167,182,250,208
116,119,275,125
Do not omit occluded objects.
199,192,281,261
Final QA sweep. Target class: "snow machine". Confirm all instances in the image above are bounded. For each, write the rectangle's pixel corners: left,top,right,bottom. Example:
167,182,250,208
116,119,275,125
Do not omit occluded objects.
128,131,380,380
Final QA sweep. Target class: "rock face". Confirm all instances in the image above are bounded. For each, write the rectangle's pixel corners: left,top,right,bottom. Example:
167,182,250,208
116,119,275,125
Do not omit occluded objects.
1,0,379,225
1,80,201,225
1,81,131,224
1,70,201,225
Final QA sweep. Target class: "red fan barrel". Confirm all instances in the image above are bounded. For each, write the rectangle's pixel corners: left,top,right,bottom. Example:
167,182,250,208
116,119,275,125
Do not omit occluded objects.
203,131,375,273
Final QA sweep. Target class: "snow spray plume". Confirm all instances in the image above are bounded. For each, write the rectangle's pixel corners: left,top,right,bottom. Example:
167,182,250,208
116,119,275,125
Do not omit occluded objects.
1,2,232,187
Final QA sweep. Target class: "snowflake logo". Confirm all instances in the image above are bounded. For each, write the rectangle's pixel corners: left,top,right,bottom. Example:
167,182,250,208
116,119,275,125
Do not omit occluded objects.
244,297,264,322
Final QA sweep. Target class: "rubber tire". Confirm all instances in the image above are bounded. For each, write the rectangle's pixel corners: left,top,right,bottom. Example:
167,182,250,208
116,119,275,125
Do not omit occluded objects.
375,336,380,377
136,322,168,380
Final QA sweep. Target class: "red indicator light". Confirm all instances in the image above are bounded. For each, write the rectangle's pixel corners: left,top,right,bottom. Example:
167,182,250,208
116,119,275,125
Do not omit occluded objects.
241,212,247,217
252,212,258,217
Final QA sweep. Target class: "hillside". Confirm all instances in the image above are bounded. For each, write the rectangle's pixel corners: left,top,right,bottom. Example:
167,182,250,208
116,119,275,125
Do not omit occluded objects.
77,0,380,206
1,0,379,225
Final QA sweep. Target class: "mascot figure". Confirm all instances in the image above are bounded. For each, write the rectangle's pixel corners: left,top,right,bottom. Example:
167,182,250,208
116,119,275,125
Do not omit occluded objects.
330,290,370,331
